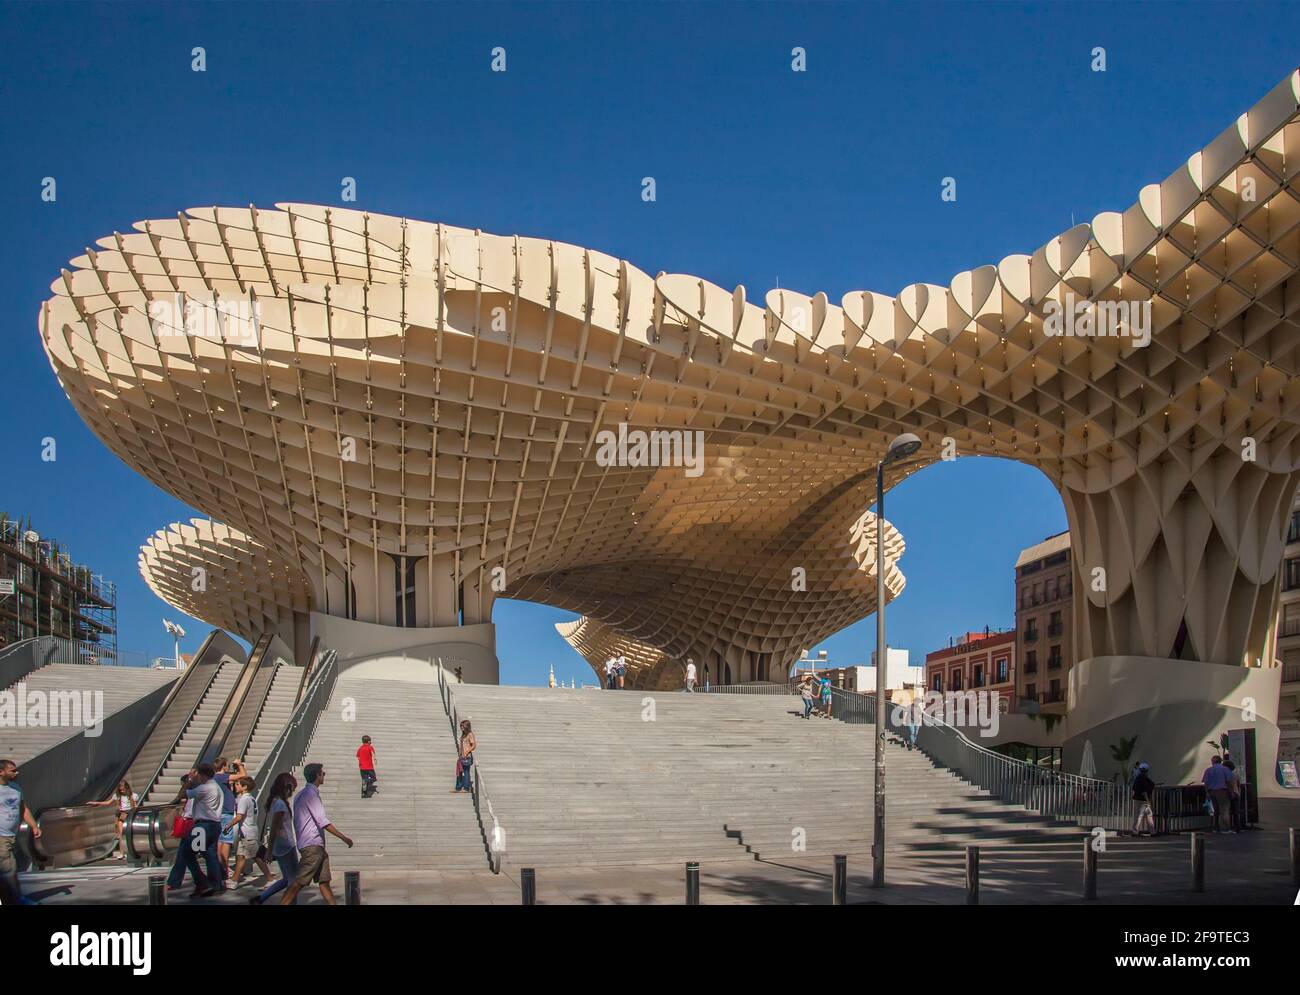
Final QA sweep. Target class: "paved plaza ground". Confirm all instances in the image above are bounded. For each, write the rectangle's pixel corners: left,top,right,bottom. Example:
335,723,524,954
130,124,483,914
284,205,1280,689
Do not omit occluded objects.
21,828,1297,905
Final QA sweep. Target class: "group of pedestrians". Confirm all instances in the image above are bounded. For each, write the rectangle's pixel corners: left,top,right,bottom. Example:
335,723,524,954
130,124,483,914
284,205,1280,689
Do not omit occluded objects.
1125,754,1249,837
603,654,627,689
796,674,833,719
1201,754,1245,834
162,754,355,905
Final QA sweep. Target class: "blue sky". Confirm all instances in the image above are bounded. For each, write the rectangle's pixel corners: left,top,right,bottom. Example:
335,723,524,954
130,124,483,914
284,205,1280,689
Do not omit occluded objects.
1,1,1296,682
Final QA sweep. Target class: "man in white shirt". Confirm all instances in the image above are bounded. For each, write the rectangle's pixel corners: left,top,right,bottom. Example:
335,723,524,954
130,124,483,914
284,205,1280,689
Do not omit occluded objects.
685,660,697,692
604,656,616,690
175,763,226,896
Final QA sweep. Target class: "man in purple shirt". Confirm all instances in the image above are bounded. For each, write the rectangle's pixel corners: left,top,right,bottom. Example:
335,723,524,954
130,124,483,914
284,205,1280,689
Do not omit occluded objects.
1201,755,1235,834
280,762,353,905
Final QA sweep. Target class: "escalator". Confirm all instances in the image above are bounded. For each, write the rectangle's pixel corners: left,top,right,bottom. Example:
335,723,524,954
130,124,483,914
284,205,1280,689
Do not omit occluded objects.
28,632,322,868
26,630,249,867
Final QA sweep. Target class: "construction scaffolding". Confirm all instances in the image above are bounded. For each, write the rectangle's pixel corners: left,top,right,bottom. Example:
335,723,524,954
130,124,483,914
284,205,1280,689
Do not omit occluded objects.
0,512,118,663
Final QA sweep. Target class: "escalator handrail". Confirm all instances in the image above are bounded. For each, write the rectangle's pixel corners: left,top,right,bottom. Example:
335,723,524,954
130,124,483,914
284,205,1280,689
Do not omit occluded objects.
135,634,238,801
101,630,222,804
224,643,286,763
254,649,338,816
199,633,272,766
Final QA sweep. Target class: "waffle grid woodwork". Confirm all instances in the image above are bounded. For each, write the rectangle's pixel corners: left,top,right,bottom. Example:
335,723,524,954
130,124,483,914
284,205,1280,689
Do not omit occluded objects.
42,71,1300,677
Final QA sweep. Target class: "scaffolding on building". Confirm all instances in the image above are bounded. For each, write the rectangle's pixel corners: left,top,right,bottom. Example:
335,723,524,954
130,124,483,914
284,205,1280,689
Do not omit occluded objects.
0,512,119,663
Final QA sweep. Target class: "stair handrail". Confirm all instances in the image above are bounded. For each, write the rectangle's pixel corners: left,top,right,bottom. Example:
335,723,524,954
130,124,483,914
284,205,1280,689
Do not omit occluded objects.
885,693,1142,828
436,661,501,873
254,649,339,816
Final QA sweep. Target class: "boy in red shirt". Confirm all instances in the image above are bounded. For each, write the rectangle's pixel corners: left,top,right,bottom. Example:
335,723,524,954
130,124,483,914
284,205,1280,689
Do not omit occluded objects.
356,736,378,798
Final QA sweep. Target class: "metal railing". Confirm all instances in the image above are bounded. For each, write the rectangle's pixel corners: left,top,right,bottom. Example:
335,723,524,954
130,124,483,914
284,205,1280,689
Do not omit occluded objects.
699,681,795,696
437,661,502,873
895,704,1210,831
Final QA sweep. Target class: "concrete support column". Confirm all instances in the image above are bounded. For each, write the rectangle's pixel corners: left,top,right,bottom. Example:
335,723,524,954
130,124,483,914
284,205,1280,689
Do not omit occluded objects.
1061,452,1300,667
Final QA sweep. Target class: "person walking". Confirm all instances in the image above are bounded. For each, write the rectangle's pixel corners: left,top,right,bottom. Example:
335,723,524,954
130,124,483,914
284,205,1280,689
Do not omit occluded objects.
901,690,921,749
616,654,627,690
213,757,238,882
684,660,697,692
819,676,833,718
455,720,477,793
0,759,41,905
89,778,138,858
176,763,227,897
279,763,352,906
799,675,816,719
357,735,378,798
604,655,616,690
1131,762,1156,836
228,775,272,887
1223,759,1243,832
250,772,298,906
1201,755,1234,834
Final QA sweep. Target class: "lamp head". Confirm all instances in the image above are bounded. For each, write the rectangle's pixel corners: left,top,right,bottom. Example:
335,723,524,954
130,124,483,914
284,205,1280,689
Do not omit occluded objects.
883,432,923,466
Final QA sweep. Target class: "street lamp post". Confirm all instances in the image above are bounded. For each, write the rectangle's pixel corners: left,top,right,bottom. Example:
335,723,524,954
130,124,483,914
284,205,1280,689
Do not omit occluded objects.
873,432,922,888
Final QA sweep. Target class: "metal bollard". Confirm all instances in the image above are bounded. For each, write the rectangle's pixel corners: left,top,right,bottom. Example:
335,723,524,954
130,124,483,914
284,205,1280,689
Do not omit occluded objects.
1083,839,1098,900
832,854,847,906
147,875,167,906
521,867,536,905
685,861,700,905
1191,833,1204,893
1291,828,1299,889
344,870,361,905
965,846,979,905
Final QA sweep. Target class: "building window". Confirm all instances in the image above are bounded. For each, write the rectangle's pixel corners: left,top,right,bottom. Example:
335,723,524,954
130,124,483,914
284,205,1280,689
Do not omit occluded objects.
996,657,1009,683
1048,611,1062,637
1284,604,1300,638
394,556,418,627
932,672,943,692
973,664,985,688
1287,558,1300,592
1025,683,1036,700
951,670,963,691
1048,645,1062,669
1289,510,1300,544
1024,650,1037,675
1024,620,1038,642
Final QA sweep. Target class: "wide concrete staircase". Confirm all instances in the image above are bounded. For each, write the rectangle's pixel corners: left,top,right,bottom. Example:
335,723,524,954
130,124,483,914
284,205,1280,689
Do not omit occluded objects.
294,677,489,871
0,664,177,765
139,660,241,804
446,685,1084,868
242,664,303,778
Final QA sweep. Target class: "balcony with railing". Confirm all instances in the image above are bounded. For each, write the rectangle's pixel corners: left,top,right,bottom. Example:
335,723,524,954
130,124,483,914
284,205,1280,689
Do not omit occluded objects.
1023,629,1039,643
1284,661,1300,684
1048,654,1063,670
1047,621,1063,637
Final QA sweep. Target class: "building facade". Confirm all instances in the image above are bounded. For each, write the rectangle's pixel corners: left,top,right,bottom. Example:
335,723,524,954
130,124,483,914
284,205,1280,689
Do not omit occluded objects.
1274,497,1300,769
1015,533,1072,714
925,630,1016,713
0,513,117,660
